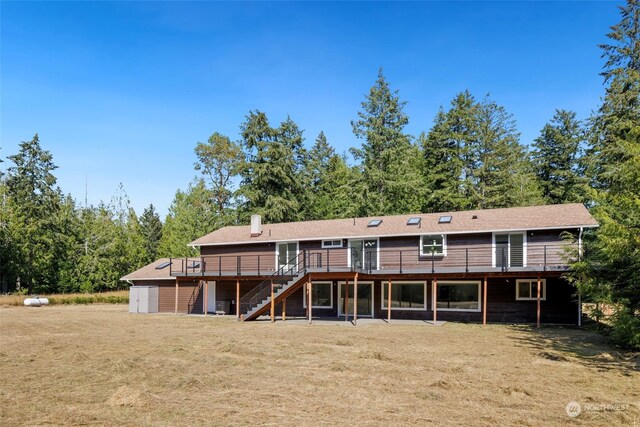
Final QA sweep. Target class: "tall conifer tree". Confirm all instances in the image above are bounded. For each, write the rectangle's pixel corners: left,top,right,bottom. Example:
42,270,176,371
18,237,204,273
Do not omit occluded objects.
573,0,640,348
238,111,304,223
352,69,424,215
531,109,589,204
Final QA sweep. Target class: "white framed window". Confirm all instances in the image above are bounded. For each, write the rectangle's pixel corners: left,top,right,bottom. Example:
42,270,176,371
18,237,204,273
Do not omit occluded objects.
322,239,343,249
516,279,546,301
420,234,447,256
303,282,333,308
436,281,481,312
275,241,299,271
492,232,527,268
381,281,427,310
347,238,379,270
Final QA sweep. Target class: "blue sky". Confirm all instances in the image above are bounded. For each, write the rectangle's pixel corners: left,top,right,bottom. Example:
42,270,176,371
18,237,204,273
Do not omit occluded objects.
1,1,622,217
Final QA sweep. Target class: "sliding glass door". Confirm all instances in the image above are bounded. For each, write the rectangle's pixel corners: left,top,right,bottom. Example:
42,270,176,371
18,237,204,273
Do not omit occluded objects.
277,242,299,272
350,239,378,271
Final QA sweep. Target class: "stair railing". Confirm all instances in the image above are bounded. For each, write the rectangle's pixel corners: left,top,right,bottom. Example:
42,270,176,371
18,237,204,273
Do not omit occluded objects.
239,250,307,316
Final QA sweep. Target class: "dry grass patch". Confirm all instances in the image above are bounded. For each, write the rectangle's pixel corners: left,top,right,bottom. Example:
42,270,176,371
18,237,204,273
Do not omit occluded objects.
0,290,129,306
1,305,638,426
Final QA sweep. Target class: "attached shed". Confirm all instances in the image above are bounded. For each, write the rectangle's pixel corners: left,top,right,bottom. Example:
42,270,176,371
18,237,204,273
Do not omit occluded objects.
129,286,159,313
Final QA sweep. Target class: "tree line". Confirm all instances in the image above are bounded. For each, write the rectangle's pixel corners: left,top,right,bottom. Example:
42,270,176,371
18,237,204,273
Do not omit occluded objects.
0,1,637,346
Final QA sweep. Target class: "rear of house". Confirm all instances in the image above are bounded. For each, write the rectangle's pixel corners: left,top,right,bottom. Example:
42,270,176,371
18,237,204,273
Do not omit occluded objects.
121,203,598,325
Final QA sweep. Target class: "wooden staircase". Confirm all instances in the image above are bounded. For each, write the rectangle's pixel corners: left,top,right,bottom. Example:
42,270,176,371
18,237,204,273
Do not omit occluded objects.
239,251,309,321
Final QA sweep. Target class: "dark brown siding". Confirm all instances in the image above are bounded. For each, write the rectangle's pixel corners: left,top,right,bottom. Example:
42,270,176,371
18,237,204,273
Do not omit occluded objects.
527,229,578,268
201,243,277,275
195,228,579,274
379,234,493,270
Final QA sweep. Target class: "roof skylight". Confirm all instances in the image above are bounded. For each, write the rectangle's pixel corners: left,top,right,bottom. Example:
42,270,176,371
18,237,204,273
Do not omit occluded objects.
367,219,382,227
155,261,171,270
407,217,421,226
438,216,452,224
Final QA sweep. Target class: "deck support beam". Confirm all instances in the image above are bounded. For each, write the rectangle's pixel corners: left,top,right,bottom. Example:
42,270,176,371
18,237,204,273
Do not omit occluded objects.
282,298,287,322
387,279,392,323
482,276,487,326
203,280,208,316
344,279,349,322
270,280,275,323
308,280,312,324
353,273,358,326
236,279,240,321
537,274,541,329
174,280,179,315
578,291,582,327
432,277,437,324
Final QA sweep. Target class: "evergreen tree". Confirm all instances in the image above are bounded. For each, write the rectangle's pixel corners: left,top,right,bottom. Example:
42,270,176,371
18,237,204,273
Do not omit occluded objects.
473,97,542,209
531,110,589,204
314,153,365,219
238,111,303,223
139,204,163,263
421,92,479,212
5,134,61,293
304,131,338,219
158,180,216,257
573,0,640,348
52,194,84,293
352,69,424,215
0,179,14,293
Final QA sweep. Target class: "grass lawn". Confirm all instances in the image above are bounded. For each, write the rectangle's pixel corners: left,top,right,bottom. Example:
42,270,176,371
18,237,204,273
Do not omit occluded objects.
1,305,638,426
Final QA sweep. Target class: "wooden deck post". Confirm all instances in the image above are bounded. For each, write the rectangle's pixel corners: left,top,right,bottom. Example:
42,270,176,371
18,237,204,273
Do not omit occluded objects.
174,280,179,315
578,291,582,327
344,279,349,322
236,279,240,321
282,298,287,322
203,280,208,316
353,273,358,326
387,279,392,323
537,274,541,329
270,280,275,323
482,276,487,326
308,280,312,324
432,277,437,324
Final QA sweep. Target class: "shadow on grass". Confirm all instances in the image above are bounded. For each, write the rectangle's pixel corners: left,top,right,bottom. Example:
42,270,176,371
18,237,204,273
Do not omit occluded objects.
507,322,639,375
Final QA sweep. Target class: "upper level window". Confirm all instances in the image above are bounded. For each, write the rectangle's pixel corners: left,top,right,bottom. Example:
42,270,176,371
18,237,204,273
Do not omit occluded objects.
420,234,446,256
516,279,546,301
322,239,343,249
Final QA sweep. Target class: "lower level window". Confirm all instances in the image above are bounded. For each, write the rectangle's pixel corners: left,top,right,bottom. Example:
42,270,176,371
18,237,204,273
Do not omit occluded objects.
516,279,546,300
303,282,333,308
382,282,426,310
436,281,481,311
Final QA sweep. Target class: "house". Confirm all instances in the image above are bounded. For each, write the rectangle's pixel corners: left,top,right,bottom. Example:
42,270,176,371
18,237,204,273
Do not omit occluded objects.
121,203,598,325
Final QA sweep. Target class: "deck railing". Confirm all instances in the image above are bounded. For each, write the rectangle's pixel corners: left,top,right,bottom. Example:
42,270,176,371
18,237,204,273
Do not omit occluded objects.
169,243,580,277
238,251,307,316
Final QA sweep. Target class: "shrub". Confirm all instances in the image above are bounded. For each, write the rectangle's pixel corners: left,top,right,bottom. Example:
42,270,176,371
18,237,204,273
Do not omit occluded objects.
609,310,640,350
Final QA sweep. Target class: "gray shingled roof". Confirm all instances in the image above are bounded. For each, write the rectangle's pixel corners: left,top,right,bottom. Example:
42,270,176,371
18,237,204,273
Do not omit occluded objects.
190,203,598,247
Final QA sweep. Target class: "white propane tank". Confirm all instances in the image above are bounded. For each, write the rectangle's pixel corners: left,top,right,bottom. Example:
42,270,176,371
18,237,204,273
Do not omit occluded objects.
24,297,49,307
